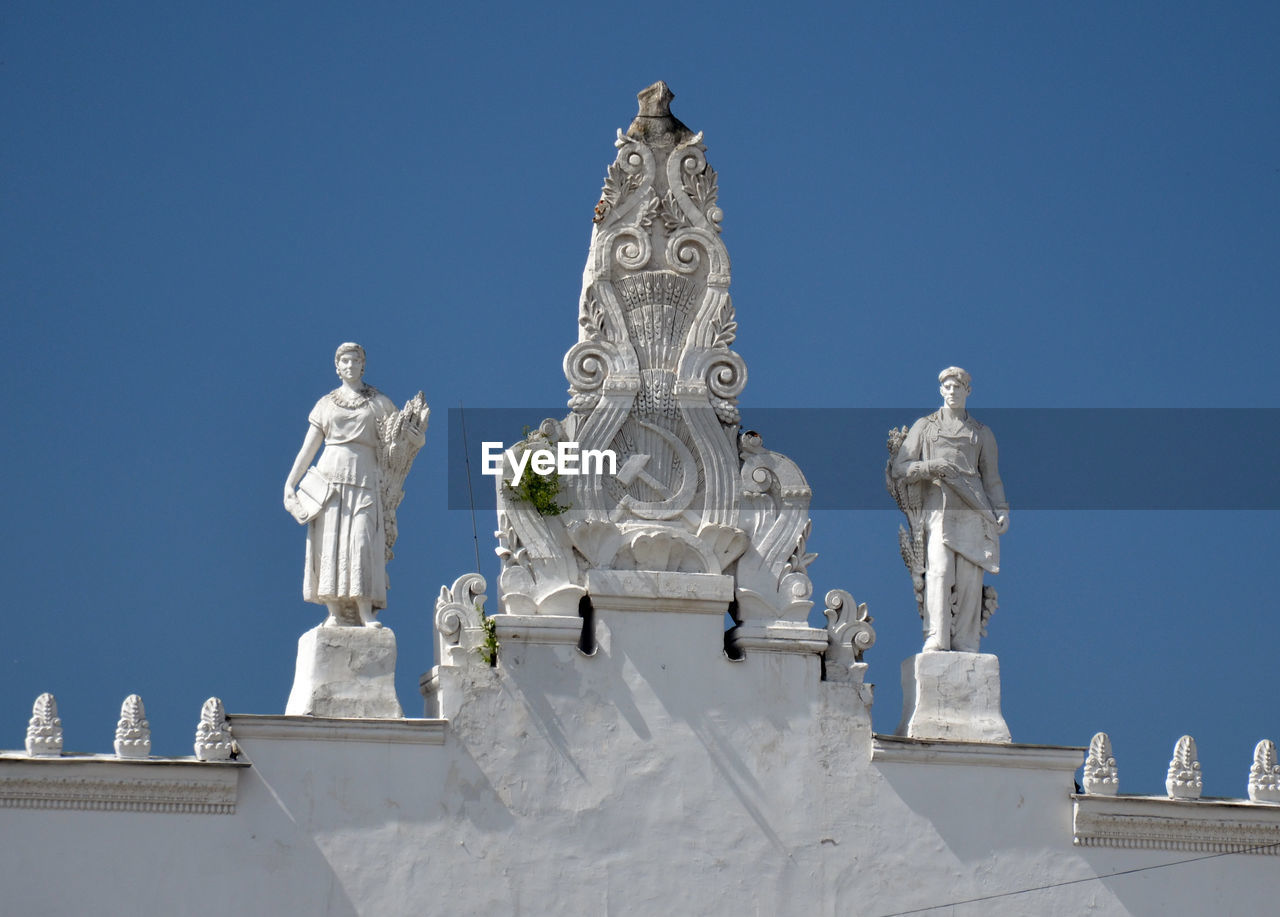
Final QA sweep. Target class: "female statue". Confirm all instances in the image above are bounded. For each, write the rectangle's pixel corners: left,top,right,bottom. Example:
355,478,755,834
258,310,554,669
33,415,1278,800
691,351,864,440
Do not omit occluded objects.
284,343,428,628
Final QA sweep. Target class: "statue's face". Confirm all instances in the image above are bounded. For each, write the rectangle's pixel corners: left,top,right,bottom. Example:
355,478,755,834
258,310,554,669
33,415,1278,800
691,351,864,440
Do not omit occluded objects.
940,377,969,411
336,352,365,384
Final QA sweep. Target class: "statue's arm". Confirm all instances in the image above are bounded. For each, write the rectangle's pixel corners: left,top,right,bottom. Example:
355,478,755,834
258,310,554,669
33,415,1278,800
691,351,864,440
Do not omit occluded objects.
893,420,948,482
284,425,325,504
978,426,1010,531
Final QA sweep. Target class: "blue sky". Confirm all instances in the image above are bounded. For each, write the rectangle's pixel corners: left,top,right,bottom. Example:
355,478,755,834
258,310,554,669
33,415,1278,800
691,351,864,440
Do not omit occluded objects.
3,2,1277,797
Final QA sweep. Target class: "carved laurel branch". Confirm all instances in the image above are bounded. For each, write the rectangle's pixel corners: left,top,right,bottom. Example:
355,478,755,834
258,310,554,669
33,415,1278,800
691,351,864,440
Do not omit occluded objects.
495,516,529,571
600,160,642,210
886,426,926,615
710,297,737,349
784,518,818,576
579,296,607,341
822,589,876,680
635,193,660,232
595,141,653,226
980,585,998,637
658,191,689,232
682,161,721,231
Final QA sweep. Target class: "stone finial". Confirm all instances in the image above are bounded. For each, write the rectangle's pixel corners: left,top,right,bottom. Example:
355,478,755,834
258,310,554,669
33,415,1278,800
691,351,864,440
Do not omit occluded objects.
1166,735,1202,799
821,589,875,683
25,693,63,757
1082,732,1119,795
626,81,694,147
1247,739,1280,804
193,697,236,762
114,694,151,759
435,572,490,667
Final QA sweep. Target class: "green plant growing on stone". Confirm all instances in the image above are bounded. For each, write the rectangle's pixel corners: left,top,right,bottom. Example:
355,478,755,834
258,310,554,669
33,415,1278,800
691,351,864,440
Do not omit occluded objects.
503,425,571,517
474,601,499,667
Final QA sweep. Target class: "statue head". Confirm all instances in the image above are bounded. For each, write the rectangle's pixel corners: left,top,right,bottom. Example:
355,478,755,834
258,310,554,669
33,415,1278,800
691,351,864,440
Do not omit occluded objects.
937,366,971,389
938,366,971,411
334,342,367,384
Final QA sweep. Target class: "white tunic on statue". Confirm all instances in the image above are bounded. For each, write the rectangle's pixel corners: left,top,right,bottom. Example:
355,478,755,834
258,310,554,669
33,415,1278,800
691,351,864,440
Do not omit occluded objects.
303,387,395,609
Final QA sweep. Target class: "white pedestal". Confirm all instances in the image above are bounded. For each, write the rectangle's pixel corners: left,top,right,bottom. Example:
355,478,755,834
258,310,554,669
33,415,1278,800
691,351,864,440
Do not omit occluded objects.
896,652,1010,743
286,625,405,718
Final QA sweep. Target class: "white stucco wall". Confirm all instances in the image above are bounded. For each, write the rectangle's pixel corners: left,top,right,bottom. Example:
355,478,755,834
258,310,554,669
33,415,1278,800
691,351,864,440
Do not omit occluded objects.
2,602,1277,916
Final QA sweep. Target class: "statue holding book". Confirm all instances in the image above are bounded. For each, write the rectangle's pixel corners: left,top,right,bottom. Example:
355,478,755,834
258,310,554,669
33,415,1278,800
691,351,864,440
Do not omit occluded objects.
284,343,429,628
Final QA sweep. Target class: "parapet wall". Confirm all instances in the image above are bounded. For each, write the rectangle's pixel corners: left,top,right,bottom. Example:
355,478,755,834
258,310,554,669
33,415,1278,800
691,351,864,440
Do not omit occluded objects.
3,585,1278,916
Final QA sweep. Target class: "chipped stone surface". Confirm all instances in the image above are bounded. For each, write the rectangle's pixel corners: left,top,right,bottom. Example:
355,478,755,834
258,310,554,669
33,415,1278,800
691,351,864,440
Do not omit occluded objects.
284,625,404,718
896,651,1011,743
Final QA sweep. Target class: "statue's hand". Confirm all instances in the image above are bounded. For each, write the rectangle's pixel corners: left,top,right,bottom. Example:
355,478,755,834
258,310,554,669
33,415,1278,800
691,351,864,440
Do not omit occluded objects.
925,459,955,479
283,487,297,512
995,512,1010,535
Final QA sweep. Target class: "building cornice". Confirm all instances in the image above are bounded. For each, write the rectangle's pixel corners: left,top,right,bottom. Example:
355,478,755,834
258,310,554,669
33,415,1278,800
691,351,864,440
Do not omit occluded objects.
872,734,1085,771
1073,793,1280,854
0,754,246,814
227,715,447,745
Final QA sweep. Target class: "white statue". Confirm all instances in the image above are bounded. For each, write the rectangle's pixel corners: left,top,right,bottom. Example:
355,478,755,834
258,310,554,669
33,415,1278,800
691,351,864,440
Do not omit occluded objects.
284,343,429,628
888,367,1008,652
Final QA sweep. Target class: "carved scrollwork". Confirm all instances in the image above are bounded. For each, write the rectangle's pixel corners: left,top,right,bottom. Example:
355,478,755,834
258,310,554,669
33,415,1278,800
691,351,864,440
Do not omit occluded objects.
686,347,746,422
665,145,719,229
564,340,619,396
436,573,487,645
735,432,816,625
665,226,727,280
822,589,876,682
435,573,488,666
613,227,653,271
596,141,655,227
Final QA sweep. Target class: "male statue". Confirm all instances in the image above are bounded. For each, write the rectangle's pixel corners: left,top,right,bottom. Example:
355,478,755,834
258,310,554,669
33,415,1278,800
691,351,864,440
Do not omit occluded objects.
890,367,1008,652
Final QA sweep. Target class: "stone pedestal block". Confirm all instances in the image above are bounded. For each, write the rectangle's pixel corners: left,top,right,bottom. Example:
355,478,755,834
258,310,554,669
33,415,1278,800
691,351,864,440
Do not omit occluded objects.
896,652,1010,743
286,626,405,718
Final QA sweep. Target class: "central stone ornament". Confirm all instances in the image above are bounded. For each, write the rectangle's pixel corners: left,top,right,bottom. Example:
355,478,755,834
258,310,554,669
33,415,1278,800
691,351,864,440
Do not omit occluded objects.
489,82,832,657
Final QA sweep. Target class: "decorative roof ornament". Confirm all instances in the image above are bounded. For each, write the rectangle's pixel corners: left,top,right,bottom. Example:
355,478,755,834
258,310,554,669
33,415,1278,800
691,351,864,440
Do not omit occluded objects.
194,697,236,762
1166,735,1202,799
1082,732,1119,795
821,589,876,683
489,83,844,658
434,573,490,667
1248,739,1280,804
25,693,63,758
114,694,151,759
